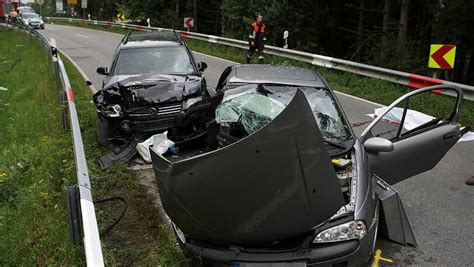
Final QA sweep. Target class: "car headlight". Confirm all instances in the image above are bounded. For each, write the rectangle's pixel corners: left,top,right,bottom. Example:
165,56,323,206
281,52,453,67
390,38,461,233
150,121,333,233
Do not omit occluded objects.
182,96,202,109
313,220,367,243
102,104,122,117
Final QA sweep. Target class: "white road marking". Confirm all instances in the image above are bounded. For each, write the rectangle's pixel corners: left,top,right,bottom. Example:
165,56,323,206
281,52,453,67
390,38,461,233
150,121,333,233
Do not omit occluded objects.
57,48,98,94
193,51,238,65
75,33,90,39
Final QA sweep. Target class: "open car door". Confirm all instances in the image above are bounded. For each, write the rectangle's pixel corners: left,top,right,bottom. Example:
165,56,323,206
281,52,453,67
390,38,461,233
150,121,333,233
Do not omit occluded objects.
361,85,464,185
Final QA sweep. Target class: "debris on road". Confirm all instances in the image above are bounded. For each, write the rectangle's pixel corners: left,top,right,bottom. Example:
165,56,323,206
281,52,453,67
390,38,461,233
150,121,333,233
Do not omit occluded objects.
98,137,140,169
136,131,175,163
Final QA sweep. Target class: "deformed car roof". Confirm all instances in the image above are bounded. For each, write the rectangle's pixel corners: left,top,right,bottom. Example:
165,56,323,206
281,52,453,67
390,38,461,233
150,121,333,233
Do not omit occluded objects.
151,90,345,245
229,64,326,88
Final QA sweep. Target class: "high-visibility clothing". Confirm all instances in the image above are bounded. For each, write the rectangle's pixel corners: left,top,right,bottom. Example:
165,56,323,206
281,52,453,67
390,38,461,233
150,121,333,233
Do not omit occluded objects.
249,22,267,48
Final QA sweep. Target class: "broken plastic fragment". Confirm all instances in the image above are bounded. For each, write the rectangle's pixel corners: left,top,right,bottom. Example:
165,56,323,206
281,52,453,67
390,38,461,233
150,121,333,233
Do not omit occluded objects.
0,87,8,91
136,131,175,162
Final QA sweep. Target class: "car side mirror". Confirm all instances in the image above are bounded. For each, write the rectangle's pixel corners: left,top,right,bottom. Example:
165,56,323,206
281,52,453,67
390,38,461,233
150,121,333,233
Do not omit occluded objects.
363,137,394,153
198,62,207,72
96,67,109,76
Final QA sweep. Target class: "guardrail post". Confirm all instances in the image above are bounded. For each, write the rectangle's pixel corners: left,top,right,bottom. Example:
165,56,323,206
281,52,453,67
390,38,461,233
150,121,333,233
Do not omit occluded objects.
50,38,60,85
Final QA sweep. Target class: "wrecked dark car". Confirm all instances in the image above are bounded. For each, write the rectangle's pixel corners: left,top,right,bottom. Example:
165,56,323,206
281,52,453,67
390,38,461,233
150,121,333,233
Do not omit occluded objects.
93,31,210,146
150,65,466,266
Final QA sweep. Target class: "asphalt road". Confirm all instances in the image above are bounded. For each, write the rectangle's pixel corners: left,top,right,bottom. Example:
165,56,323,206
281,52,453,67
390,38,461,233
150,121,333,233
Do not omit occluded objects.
40,24,474,266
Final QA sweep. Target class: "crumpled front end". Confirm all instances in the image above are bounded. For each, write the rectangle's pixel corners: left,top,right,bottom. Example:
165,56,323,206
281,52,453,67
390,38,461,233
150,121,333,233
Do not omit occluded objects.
151,90,346,245
93,74,211,141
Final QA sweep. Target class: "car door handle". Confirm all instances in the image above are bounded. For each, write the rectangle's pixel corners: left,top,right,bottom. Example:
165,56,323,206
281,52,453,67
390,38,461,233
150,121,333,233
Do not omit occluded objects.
443,132,455,140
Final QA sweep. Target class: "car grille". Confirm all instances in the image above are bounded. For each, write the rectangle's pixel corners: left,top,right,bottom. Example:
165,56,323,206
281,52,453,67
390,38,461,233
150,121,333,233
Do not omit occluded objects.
127,103,182,118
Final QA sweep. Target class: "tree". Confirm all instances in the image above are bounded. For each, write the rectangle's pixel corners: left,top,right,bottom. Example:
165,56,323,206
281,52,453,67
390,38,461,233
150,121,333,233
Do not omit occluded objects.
398,0,410,44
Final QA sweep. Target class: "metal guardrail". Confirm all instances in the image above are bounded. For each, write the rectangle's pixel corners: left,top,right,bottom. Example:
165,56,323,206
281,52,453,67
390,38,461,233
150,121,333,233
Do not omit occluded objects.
3,21,105,266
46,17,474,101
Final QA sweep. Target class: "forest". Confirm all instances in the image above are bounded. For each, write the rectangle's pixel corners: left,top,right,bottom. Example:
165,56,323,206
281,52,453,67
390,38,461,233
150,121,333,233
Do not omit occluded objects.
33,0,474,84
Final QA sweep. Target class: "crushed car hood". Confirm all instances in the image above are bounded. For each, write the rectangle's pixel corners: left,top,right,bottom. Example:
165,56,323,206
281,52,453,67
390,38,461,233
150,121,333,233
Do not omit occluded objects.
94,74,202,107
151,90,345,245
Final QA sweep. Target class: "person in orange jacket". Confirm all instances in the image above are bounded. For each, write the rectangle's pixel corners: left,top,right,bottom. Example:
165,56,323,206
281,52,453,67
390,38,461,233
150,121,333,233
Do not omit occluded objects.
246,14,266,64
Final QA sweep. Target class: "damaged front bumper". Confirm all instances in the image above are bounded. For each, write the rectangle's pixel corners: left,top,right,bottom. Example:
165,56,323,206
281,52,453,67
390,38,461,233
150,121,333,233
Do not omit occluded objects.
178,222,377,266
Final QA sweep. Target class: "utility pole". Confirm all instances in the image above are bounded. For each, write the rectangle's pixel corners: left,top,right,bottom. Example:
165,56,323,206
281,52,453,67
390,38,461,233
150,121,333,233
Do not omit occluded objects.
193,0,197,31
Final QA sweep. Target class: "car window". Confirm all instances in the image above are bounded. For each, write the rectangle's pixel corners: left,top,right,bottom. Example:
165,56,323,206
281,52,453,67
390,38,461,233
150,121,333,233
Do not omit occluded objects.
113,46,195,76
366,88,459,141
265,86,352,143
22,13,39,19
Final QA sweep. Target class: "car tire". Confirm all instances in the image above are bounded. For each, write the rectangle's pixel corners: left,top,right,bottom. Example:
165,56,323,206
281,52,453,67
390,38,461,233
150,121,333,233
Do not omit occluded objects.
97,113,113,146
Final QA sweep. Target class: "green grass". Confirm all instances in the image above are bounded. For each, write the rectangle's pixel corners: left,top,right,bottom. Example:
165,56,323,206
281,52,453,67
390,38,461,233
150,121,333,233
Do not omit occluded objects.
45,18,474,128
0,26,185,265
0,26,82,266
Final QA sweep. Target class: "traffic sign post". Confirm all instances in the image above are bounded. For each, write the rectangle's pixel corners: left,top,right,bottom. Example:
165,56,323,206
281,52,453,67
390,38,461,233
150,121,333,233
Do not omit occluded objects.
184,17,194,31
81,0,87,19
56,0,63,13
37,0,44,16
283,30,289,49
117,13,125,22
429,44,456,69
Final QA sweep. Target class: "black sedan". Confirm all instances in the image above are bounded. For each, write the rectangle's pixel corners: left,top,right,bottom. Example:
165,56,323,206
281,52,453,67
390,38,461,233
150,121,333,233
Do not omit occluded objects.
93,31,210,145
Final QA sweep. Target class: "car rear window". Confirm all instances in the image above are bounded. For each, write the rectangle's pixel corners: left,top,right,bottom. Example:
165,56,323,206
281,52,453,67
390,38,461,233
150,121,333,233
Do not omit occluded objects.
114,46,195,76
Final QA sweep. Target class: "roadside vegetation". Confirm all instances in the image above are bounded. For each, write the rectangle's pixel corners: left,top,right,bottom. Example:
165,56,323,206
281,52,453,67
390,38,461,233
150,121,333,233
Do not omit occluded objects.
45,19,474,129
0,26,184,265
35,1,474,85
0,26,81,266
185,38,474,128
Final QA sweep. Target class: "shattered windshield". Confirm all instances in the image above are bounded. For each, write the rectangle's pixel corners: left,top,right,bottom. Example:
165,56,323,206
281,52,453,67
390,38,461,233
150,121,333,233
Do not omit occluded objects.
114,47,195,76
215,85,352,144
